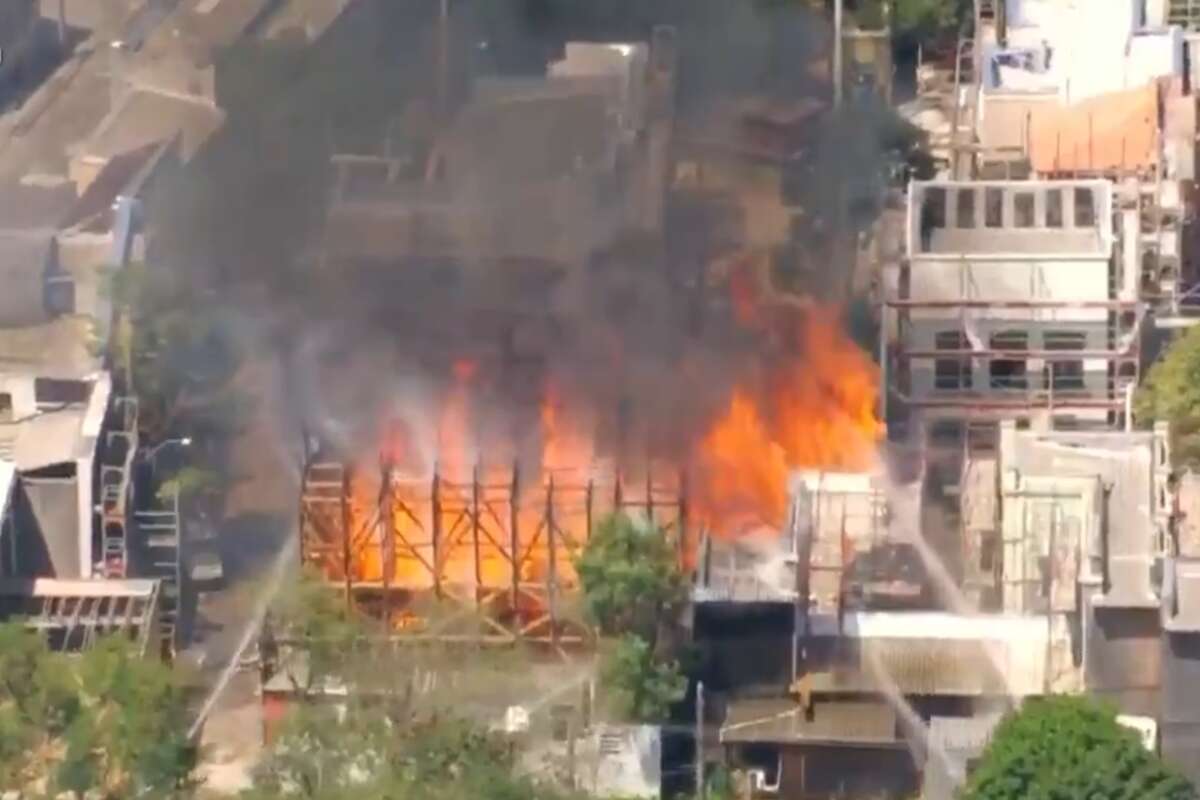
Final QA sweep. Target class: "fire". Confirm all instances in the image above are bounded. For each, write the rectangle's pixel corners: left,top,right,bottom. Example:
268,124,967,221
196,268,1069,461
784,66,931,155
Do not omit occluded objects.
695,262,882,534
317,260,882,607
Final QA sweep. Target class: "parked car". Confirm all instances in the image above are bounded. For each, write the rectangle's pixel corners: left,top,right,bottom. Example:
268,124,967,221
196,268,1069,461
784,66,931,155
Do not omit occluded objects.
185,515,224,590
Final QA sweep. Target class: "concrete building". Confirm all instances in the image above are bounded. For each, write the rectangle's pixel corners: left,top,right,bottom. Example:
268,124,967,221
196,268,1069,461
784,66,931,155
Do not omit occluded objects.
886,178,1143,450
316,31,676,296
689,417,1200,797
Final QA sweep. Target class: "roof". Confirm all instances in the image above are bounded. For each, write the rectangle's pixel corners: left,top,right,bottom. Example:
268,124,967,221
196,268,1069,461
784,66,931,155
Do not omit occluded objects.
0,232,53,327
1002,425,1167,608
0,180,76,231
0,372,110,471
1027,84,1159,173
448,92,611,186
75,89,225,163
0,316,100,379
721,697,901,745
178,0,276,50
63,141,164,231
259,0,355,41
804,612,1050,697
0,577,161,654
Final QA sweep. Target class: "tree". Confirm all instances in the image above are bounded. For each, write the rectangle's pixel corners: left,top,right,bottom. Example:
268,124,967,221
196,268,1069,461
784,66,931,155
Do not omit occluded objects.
0,623,194,798
575,513,685,641
600,634,687,724
576,514,689,723
962,695,1194,800
1137,326,1200,465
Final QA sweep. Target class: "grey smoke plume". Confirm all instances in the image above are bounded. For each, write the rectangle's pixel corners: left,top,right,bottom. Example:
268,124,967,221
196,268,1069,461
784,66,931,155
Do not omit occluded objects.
166,0,906,475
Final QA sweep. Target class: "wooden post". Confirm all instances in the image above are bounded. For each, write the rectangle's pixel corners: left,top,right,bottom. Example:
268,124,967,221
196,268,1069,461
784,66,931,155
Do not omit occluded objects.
645,470,654,525
510,462,520,621
380,463,393,631
432,464,443,599
546,475,558,647
585,478,594,541
614,472,624,511
678,468,689,568
341,465,353,610
471,463,482,607
695,681,706,799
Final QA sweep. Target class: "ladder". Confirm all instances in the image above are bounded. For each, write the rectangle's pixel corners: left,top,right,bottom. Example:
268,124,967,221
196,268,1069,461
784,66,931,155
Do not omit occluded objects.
98,397,138,578
135,487,181,659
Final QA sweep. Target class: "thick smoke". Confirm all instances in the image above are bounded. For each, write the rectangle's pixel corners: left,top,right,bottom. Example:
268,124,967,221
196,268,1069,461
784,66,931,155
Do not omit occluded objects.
169,0,901,480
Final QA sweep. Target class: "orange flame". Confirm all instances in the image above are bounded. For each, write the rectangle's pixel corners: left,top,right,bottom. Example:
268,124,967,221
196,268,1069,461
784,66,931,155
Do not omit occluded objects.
695,287,881,534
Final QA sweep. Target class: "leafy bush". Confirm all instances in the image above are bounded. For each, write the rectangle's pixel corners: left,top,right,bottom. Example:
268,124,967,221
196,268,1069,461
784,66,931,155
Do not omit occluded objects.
962,695,1194,800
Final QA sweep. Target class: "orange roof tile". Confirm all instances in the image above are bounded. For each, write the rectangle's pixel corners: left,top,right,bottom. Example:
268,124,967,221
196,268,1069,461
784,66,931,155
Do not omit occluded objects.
1028,84,1159,173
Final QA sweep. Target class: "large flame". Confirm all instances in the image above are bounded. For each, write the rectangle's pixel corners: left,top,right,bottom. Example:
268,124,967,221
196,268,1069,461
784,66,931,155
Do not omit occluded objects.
696,304,881,535
317,254,882,606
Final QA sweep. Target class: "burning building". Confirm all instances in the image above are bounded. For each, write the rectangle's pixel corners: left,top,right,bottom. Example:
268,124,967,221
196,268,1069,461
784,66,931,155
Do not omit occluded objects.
294,13,887,650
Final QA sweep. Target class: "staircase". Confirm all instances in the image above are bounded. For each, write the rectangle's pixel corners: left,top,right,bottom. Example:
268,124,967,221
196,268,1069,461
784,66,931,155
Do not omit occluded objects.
135,487,182,658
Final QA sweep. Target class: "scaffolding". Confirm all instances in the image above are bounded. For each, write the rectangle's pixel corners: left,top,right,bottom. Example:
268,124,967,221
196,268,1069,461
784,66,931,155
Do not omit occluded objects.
98,396,138,578
134,486,181,659
299,459,687,650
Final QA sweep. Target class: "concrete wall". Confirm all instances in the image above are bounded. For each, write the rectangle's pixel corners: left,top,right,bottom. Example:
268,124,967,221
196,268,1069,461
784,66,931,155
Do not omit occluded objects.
12,474,80,577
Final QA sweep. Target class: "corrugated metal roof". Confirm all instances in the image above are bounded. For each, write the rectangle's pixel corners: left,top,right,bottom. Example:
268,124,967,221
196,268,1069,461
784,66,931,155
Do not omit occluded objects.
721,697,900,744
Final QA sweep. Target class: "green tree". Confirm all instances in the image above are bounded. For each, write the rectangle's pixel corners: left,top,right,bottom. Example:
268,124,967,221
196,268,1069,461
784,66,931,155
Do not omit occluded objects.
576,514,688,723
1137,326,1200,464
264,567,362,696
962,695,1194,800
575,513,685,641
0,623,194,798
600,634,687,724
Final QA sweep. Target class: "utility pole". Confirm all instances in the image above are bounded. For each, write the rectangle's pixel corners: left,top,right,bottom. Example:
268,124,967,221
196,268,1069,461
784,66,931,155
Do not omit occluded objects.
695,681,706,799
437,0,449,122
57,0,67,52
833,0,844,110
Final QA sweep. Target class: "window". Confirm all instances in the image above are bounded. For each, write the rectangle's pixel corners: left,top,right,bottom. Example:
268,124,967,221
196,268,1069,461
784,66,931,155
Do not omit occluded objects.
934,331,973,390
985,187,1004,228
1044,330,1086,391
34,378,88,406
1074,187,1096,227
956,189,976,228
1046,189,1063,228
920,186,946,250
1014,192,1035,228
929,420,965,445
989,331,1028,389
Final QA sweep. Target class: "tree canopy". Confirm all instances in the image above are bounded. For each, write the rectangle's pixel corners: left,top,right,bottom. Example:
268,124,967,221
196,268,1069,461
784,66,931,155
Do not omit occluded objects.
962,696,1194,800
575,513,685,641
575,513,688,723
1136,326,1200,465
0,624,194,798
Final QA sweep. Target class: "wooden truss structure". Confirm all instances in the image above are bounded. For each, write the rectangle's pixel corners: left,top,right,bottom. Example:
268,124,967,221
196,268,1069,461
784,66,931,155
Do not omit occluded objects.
300,459,688,649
